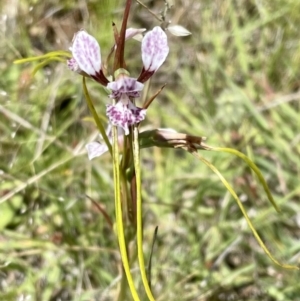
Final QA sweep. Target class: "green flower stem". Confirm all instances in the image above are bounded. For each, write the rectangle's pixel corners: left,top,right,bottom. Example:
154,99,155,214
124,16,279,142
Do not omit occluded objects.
120,170,130,224
82,77,112,156
191,150,299,271
121,137,133,224
133,125,156,301
211,147,280,213
112,126,141,301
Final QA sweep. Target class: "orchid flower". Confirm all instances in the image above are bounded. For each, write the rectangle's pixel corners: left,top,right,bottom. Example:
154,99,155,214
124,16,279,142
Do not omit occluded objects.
67,26,169,136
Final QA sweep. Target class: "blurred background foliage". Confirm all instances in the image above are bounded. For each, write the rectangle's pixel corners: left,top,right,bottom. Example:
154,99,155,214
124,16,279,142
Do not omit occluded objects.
1,0,300,300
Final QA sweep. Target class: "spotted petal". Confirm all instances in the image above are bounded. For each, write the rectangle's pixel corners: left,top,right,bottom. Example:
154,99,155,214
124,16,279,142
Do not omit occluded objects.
67,57,81,73
107,76,144,100
141,26,169,73
72,30,101,76
106,101,146,135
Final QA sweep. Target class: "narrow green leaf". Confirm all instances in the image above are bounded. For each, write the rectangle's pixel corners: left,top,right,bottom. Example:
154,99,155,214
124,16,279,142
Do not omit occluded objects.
82,77,112,156
133,125,156,301
112,125,141,301
32,57,66,75
212,147,281,213
14,51,71,64
191,150,299,271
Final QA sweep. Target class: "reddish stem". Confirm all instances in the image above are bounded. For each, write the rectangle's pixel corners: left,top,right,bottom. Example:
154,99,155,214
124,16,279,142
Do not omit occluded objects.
114,0,132,72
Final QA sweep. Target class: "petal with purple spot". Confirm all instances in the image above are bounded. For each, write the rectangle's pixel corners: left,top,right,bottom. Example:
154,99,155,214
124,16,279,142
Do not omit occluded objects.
141,26,169,73
107,76,144,99
67,57,81,73
106,101,146,135
72,30,102,76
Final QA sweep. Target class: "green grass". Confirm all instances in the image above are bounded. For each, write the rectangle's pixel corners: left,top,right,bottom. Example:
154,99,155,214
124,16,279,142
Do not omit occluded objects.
1,0,300,300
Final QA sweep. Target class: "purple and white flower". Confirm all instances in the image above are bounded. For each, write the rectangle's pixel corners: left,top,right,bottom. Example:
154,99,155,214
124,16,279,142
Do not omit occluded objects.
106,74,146,135
68,26,169,158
